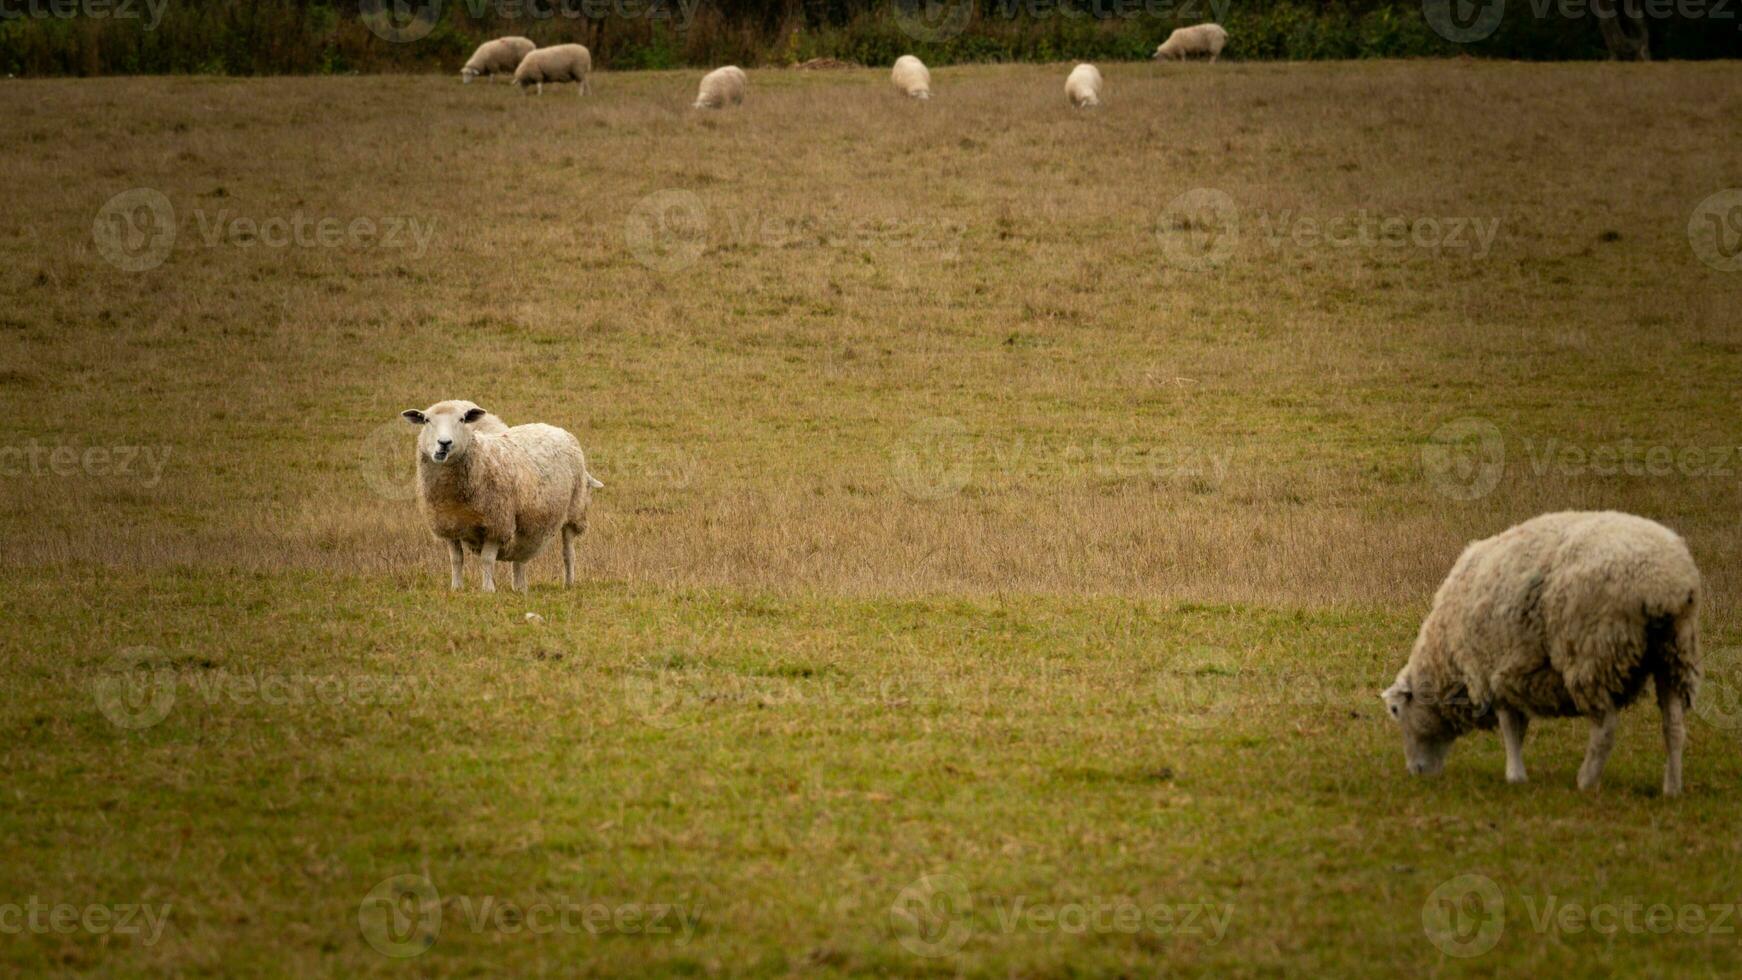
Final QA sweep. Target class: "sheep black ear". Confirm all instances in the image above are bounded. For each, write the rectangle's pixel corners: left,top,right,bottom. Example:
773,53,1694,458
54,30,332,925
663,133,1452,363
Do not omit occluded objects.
461,407,488,423
401,410,428,425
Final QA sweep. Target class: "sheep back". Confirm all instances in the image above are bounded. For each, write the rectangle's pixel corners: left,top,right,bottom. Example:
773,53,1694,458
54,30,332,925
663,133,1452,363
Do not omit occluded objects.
514,44,592,87
1408,511,1700,727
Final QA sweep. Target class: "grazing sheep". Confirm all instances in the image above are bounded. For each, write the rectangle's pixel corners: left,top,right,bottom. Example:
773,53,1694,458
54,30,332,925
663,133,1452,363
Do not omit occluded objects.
693,66,747,109
1154,23,1229,61
461,36,534,83
891,55,932,100
513,44,592,96
1383,511,1700,796
401,400,604,593
1065,63,1103,108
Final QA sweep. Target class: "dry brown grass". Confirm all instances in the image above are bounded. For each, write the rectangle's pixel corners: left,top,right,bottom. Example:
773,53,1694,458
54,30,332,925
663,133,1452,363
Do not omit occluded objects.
2,60,1740,615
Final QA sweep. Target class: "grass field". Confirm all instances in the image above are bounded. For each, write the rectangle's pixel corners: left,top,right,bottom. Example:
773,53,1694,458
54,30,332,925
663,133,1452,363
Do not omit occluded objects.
3,60,1742,975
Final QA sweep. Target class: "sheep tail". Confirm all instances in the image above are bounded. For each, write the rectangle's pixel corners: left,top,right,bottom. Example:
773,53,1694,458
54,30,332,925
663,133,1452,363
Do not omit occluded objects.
1646,588,1700,709
587,473,604,490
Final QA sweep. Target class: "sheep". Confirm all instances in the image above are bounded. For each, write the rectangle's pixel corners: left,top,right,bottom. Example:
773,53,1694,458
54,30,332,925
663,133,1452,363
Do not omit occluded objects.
1065,63,1102,109
693,66,747,110
461,36,534,83
891,55,931,100
1154,23,1229,61
513,44,592,96
1382,511,1701,796
400,400,604,593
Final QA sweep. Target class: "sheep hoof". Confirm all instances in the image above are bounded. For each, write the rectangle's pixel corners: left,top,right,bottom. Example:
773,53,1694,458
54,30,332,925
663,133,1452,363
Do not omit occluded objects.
1506,772,1527,784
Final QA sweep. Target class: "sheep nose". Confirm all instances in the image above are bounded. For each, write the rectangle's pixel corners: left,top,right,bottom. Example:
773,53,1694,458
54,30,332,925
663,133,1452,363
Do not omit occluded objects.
437,439,452,448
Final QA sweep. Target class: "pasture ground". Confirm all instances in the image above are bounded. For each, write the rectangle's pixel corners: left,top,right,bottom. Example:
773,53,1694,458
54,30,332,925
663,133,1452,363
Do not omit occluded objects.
3,60,1741,975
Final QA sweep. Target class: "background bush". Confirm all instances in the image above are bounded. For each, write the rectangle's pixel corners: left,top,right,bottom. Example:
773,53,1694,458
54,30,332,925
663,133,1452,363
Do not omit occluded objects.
1,0,1738,76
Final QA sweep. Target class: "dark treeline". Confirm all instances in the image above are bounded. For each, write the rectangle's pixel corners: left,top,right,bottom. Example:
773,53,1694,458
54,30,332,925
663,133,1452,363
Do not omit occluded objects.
1,0,1737,75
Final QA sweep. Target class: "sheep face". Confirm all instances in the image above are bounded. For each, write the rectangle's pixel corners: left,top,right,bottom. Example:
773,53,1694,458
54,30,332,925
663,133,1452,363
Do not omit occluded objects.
1381,668,1458,777
402,401,491,465
461,67,479,83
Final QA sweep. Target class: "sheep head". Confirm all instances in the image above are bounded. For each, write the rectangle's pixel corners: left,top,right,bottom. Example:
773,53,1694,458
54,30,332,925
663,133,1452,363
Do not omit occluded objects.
1381,666,1459,778
402,401,491,464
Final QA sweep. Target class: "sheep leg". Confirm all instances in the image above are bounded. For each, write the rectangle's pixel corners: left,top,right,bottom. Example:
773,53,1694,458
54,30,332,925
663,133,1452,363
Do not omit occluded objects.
1576,711,1619,791
1497,706,1529,784
448,539,465,591
479,540,499,593
512,561,527,593
536,81,543,96
1659,682,1686,797
561,526,576,588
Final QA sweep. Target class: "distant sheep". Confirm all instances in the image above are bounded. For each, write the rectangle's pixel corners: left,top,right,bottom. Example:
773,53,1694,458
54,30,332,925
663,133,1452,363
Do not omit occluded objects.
513,44,592,96
694,66,747,109
891,55,932,100
1154,23,1228,61
401,399,603,593
461,36,534,83
1383,511,1701,796
1065,63,1102,108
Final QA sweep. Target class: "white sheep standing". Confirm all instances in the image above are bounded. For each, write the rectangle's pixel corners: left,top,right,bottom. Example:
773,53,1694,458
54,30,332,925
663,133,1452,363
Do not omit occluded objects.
1154,23,1229,61
513,44,592,96
401,400,604,593
461,36,534,83
1383,511,1701,796
1065,63,1103,108
693,66,747,109
891,55,932,100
